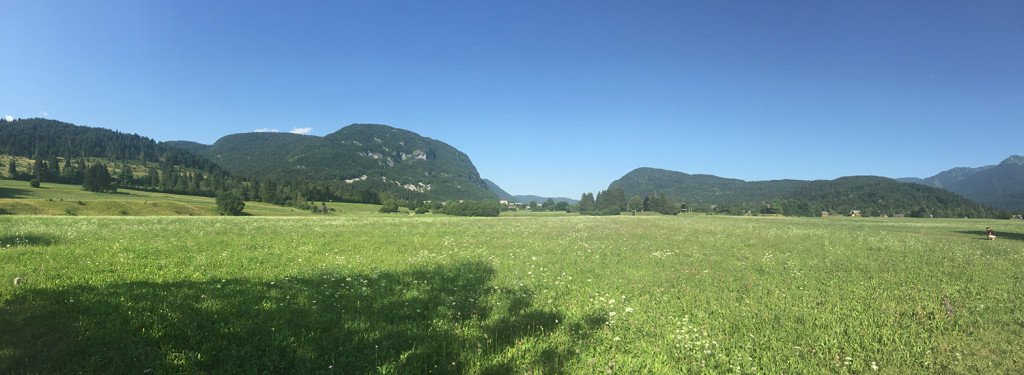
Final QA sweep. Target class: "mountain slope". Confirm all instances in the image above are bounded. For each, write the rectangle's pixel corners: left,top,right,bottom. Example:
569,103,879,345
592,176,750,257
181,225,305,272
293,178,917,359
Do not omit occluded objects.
899,155,1024,210
483,179,515,201
195,124,496,201
784,176,1000,217
608,167,805,205
608,167,1005,217
0,118,224,174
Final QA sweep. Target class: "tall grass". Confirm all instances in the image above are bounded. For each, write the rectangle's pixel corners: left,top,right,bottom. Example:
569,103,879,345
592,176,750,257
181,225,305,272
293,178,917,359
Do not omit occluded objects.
2,215,1021,373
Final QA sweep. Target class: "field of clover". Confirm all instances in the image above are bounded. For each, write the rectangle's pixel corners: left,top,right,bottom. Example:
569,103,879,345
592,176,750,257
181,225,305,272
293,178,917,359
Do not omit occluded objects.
2,214,1022,373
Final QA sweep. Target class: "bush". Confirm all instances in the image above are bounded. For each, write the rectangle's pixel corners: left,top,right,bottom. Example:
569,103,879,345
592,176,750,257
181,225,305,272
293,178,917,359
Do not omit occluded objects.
29,179,40,188
442,200,501,217
379,199,399,213
414,206,430,214
216,192,246,216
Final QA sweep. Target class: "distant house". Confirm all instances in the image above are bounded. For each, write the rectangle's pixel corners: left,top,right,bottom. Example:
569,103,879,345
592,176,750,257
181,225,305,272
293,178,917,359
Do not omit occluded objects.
1012,214,1023,220
849,210,862,217
821,211,830,217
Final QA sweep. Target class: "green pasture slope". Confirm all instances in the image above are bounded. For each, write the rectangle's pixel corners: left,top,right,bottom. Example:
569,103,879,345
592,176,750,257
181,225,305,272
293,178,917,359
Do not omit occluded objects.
2,215,1022,373
0,179,390,216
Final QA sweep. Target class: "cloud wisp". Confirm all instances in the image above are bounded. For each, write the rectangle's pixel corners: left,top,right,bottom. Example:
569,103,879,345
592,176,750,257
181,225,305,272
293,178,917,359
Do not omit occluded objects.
253,128,280,133
290,127,312,135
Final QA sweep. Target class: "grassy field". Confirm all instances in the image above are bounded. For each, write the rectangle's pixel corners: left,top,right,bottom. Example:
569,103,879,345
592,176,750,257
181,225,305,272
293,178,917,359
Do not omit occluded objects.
0,179,394,216
1,214,1022,373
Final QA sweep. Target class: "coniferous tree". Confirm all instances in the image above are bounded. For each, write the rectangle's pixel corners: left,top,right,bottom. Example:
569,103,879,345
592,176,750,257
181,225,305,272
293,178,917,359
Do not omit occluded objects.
83,163,113,192
629,195,643,212
216,191,246,215
578,192,595,212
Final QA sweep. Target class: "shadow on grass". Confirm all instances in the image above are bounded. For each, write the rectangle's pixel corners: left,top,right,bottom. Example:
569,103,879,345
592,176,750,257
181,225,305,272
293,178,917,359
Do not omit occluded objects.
0,233,60,247
0,261,602,374
955,230,1024,242
0,186,34,199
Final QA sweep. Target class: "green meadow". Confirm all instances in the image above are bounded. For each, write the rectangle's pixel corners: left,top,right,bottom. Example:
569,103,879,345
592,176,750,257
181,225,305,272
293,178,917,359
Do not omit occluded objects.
0,179,398,217
2,213,1022,373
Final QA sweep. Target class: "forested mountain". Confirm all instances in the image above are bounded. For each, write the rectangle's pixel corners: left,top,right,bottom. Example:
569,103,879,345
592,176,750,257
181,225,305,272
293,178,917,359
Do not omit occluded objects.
898,156,1024,210
190,124,496,201
608,167,1009,218
782,176,1002,218
1,118,225,174
608,167,805,206
0,118,383,207
164,140,211,154
483,179,515,201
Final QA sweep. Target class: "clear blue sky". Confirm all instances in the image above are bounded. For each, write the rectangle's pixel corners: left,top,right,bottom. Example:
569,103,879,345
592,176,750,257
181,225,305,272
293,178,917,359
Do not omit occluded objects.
3,1,1022,198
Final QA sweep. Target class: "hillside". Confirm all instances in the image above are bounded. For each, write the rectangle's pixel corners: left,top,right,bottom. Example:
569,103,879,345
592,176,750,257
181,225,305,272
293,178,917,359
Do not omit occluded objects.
1,118,224,174
608,167,805,206
192,124,496,201
898,155,1024,210
783,176,1002,218
608,167,1007,218
0,118,386,208
0,179,390,216
483,179,515,201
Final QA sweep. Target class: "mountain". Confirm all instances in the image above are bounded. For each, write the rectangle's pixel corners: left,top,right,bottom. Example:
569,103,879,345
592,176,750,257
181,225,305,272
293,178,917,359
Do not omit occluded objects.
483,179,579,204
0,117,241,198
191,124,496,201
784,176,1000,218
0,118,224,174
511,195,578,205
608,167,805,205
483,179,515,201
898,155,1024,210
608,167,1005,218
164,140,211,154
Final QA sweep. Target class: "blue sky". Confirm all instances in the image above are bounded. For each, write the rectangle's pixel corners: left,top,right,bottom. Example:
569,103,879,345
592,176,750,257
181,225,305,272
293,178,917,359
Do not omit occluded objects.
3,1,1022,198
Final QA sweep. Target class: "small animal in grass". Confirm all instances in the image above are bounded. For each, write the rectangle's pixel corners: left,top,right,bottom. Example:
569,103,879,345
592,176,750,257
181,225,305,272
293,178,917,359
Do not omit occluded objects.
986,227,996,240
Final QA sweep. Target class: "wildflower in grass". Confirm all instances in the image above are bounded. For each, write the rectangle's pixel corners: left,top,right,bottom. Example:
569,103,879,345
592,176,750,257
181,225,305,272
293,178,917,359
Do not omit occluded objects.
624,307,633,313
609,311,616,317
871,362,878,371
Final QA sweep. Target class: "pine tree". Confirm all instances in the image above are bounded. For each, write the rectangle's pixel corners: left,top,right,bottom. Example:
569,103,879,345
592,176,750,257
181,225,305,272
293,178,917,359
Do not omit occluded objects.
578,192,595,212
83,163,114,192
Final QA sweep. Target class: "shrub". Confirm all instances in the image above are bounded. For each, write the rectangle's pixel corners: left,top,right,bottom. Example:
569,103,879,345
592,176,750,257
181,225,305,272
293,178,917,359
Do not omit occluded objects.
442,200,501,217
216,192,246,216
29,179,40,188
379,199,399,213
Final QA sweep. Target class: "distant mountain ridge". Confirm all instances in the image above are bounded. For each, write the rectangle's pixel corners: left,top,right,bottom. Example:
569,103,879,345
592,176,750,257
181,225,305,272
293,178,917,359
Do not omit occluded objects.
608,167,805,205
184,124,496,201
898,155,1024,210
609,167,1005,217
483,179,578,204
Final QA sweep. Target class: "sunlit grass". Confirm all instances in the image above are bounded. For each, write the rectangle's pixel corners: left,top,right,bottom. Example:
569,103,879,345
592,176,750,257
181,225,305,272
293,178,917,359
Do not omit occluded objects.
1,215,1021,373
0,180,389,216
